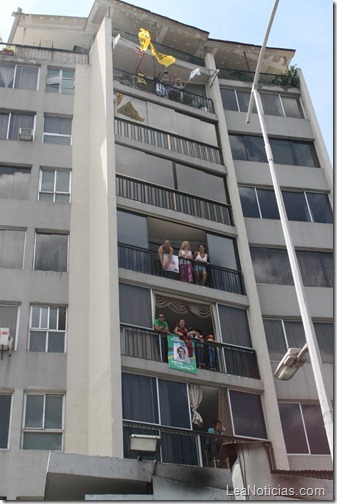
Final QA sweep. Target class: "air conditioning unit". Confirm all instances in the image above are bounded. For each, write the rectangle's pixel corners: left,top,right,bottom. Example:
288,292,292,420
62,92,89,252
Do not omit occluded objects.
19,127,33,141
0,328,13,357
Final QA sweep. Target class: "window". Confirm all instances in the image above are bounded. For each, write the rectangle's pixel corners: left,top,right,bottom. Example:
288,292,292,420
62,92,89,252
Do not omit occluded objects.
119,283,152,328
34,232,68,272
46,68,75,94
38,168,71,203
278,403,330,454
0,64,39,90
122,373,191,429
297,250,333,287
0,112,35,140
0,229,25,269
239,187,279,219
0,165,30,200
0,305,18,346
229,390,267,439
221,88,303,118
283,191,333,223
218,304,252,347
0,394,12,449
250,247,293,285
43,116,72,145
264,319,333,364
22,394,64,450
28,305,66,353
229,134,319,167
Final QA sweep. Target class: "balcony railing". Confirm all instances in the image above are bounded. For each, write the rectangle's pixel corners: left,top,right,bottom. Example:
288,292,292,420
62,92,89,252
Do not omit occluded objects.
120,324,260,379
114,68,214,113
218,68,300,88
116,175,232,226
118,243,245,295
115,117,223,165
112,29,204,67
0,42,89,64
123,421,270,468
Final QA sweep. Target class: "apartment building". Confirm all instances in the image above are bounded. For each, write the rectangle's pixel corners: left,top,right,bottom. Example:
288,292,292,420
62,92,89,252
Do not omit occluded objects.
0,0,333,500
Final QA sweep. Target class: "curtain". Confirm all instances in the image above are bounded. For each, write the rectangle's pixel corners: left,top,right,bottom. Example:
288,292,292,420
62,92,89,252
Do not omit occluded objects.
218,304,252,347
0,65,14,87
119,283,152,327
297,251,333,287
156,294,211,318
0,229,25,268
0,114,9,139
188,384,203,427
14,66,38,90
9,113,34,140
250,247,294,285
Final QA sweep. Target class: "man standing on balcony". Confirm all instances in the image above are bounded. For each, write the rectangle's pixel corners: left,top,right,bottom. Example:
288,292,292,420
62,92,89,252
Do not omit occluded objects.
154,313,170,362
158,240,174,270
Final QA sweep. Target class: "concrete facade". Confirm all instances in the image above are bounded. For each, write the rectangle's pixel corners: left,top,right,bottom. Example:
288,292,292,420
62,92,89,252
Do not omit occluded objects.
0,0,332,500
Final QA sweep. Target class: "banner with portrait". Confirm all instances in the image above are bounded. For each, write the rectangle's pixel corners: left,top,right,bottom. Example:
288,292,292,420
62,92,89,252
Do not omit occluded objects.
168,335,197,374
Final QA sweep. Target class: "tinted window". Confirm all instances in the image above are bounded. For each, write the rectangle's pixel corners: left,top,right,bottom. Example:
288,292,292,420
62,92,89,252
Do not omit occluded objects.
278,403,308,453
257,189,279,219
220,88,238,111
0,166,30,200
282,191,311,221
250,247,293,285
158,379,190,428
261,93,283,116
245,136,267,163
0,395,11,449
229,135,247,161
281,96,303,118
306,193,333,223
239,187,260,217
34,233,68,272
119,283,152,328
314,322,333,364
218,305,252,347
230,391,267,439
122,373,159,424
264,319,287,360
117,210,148,248
297,251,333,287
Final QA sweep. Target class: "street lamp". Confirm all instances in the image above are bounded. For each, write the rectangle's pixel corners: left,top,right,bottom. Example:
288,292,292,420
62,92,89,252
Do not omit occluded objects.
274,344,308,381
245,0,333,460
129,434,160,460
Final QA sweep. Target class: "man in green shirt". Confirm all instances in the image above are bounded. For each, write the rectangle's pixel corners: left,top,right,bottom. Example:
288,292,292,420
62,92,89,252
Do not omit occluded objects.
153,313,170,362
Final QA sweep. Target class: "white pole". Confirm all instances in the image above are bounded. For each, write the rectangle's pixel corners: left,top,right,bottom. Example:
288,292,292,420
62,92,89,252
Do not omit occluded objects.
245,0,333,460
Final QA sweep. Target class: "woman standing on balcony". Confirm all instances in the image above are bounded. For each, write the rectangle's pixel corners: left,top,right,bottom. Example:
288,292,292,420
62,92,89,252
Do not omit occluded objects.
193,244,209,286
178,241,193,283
174,319,193,357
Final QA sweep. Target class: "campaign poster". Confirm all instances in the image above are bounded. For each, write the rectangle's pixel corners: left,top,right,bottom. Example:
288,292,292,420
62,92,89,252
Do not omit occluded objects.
164,253,179,273
168,335,197,374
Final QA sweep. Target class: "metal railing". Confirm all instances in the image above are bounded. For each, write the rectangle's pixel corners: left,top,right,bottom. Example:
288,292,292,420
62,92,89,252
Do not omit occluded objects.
120,324,259,379
218,68,299,88
112,29,204,67
114,68,214,112
0,42,89,64
118,243,245,295
115,117,223,165
116,175,232,225
123,421,270,468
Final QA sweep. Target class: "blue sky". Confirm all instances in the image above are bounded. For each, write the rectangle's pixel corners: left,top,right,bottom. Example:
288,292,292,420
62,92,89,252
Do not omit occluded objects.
0,0,333,162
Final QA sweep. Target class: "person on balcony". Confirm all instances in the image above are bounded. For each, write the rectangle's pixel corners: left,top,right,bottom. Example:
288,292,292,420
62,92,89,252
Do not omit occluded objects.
178,241,193,283
136,67,147,90
168,76,187,102
154,72,167,97
207,419,226,463
153,313,170,362
205,334,217,370
188,327,205,368
193,244,209,286
158,240,174,271
174,319,193,357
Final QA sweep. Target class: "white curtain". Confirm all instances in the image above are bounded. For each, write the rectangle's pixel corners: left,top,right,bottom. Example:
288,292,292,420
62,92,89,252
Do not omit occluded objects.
188,383,203,427
0,65,14,87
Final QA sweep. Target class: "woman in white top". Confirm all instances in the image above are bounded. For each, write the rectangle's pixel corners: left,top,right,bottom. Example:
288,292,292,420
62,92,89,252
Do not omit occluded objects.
178,241,193,283
193,243,209,286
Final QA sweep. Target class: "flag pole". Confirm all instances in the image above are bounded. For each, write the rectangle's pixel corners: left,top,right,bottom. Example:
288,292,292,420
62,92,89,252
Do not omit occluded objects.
245,0,333,460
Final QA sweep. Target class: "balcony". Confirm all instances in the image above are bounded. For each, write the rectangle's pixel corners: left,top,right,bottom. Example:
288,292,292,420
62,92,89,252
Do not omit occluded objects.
114,68,214,113
0,42,89,64
116,175,232,226
123,421,270,468
218,67,300,88
121,324,259,379
112,29,204,67
115,117,223,165
118,243,245,295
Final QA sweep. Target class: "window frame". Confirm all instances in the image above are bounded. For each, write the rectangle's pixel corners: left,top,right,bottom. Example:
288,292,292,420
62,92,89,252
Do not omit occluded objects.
122,372,192,430
0,393,13,450
46,67,75,94
228,389,268,440
0,64,39,91
283,190,333,223
22,393,64,450
42,115,72,145
33,231,69,273
0,228,26,269
0,112,36,141
0,304,19,350
38,168,71,203
28,305,67,353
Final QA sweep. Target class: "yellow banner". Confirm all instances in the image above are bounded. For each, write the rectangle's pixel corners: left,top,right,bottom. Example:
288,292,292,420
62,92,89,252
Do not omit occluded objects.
138,28,175,67
138,28,151,52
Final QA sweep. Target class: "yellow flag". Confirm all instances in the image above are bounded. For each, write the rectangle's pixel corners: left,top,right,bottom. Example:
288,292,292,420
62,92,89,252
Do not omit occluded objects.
138,28,151,52
138,28,175,67
150,42,176,67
